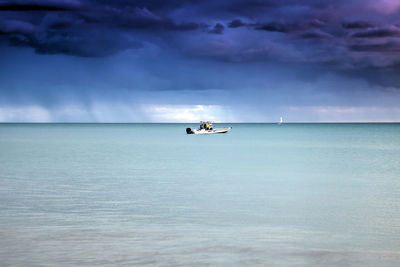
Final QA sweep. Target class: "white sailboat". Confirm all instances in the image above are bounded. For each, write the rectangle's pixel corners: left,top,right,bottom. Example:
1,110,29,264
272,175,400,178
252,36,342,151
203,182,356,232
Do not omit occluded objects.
279,117,283,124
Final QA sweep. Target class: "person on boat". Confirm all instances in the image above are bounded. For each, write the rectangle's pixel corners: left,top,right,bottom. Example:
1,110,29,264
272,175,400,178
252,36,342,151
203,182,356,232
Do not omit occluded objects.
206,123,209,130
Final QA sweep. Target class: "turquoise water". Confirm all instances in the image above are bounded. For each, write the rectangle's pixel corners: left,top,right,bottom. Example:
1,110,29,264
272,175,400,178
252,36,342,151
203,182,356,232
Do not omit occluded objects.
0,123,399,266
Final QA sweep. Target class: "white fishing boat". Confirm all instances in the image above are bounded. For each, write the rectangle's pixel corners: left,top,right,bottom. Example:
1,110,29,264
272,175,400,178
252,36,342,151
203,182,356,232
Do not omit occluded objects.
186,121,232,135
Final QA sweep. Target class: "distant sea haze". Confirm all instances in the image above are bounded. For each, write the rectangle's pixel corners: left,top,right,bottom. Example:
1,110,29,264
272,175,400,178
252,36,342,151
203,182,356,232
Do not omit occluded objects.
0,123,399,266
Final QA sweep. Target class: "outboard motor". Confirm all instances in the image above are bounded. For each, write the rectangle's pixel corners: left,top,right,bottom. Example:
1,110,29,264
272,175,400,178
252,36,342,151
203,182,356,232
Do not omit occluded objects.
186,128,194,134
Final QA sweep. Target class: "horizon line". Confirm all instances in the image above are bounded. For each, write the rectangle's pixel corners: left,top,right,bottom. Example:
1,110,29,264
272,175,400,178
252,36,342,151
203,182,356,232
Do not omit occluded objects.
1,121,400,124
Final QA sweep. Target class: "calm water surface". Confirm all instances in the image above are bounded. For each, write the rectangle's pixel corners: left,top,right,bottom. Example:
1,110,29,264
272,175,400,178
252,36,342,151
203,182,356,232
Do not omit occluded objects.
0,123,399,266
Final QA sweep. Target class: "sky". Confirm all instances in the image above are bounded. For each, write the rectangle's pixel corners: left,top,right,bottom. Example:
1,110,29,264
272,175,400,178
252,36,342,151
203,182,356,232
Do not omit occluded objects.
1,0,400,122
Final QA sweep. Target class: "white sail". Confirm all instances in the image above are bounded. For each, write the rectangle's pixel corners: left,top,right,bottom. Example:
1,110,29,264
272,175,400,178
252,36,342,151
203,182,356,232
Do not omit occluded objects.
279,117,283,124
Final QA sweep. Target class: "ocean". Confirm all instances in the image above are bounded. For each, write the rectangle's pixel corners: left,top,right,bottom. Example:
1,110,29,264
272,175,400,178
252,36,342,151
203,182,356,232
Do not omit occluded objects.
0,123,399,266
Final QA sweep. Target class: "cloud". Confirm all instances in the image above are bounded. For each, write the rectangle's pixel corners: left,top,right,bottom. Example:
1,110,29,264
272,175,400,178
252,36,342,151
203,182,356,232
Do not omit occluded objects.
254,20,327,35
349,42,400,52
95,7,207,31
9,29,144,57
228,19,246,28
342,21,374,29
351,27,400,38
0,20,36,34
299,30,333,39
255,22,298,33
209,23,224,34
309,19,326,28
0,103,233,122
142,104,231,122
2,0,400,94
287,105,400,122
1,0,400,64
369,0,400,15
0,106,51,122
0,2,208,57
40,12,80,30
0,0,82,11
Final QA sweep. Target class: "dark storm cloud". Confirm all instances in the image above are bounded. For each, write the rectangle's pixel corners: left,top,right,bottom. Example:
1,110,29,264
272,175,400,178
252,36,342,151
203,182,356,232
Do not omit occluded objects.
309,19,326,28
3,0,400,122
228,19,246,28
254,19,327,35
40,12,78,30
0,0,388,58
78,6,207,31
86,0,201,13
209,23,224,34
0,0,209,56
351,27,400,38
349,42,400,53
299,30,333,39
0,19,35,34
337,62,400,90
223,0,344,16
342,21,375,29
1,0,400,88
9,30,143,57
0,0,82,11
255,22,298,33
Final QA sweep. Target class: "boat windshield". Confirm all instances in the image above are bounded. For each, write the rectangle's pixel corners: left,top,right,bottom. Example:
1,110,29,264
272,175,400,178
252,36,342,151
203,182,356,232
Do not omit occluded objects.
200,121,213,130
